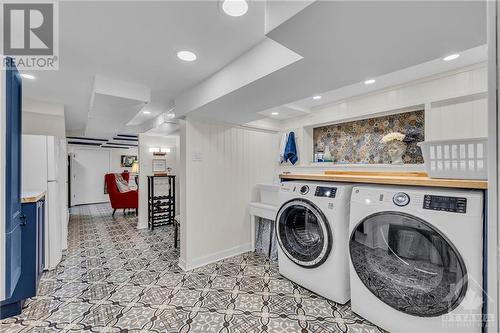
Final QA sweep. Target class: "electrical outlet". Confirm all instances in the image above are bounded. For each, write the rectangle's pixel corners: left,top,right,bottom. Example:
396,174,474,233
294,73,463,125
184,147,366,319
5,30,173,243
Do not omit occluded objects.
192,152,203,161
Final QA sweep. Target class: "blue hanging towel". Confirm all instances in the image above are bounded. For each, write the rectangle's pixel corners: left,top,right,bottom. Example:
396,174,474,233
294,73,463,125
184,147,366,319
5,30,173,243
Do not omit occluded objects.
283,131,298,165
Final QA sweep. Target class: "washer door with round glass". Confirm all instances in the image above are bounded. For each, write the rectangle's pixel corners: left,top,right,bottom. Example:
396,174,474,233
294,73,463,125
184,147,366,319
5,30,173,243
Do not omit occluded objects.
349,211,467,317
276,199,332,268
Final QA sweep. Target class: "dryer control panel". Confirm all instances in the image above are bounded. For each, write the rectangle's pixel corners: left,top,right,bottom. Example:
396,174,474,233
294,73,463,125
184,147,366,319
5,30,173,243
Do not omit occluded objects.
315,186,337,198
423,195,467,214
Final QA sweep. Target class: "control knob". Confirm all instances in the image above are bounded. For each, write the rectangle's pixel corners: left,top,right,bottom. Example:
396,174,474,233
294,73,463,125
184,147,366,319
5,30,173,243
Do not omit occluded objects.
300,185,309,195
393,192,410,206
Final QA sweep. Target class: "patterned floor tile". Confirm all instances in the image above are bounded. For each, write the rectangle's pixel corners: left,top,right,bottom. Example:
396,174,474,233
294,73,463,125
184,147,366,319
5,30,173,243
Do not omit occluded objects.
210,276,238,290
44,299,92,328
150,307,189,332
169,288,203,308
108,284,144,304
82,283,115,302
267,294,299,316
267,317,304,333
157,271,184,288
267,277,295,294
182,274,211,290
238,276,267,293
188,312,226,333
217,264,243,277
201,290,233,311
112,305,156,331
140,286,172,306
81,302,124,329
0,203,384,332
233,293,263,312
228,314,262,333
53,281,88,299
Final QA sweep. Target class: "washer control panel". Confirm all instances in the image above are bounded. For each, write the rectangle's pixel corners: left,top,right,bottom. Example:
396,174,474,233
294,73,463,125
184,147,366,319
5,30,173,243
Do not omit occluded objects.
299,185,309,195
393,192,410,206
315,186,337,198
423,195,467,213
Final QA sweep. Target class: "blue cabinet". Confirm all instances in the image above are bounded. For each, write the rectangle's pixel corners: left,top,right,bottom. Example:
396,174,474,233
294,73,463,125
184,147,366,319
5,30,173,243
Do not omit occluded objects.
0,197,45,319
4,58,23,303
23,199,45,287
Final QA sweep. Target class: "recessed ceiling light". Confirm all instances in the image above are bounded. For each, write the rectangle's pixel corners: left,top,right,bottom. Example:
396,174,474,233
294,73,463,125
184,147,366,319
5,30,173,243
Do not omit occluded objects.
21,74,35,80
443,53,460,61
364,79,376,85
271,112,279,116
167,113,176,118
177,50,197,62
312,95,322,100
222,0,248,17
143,111,151,115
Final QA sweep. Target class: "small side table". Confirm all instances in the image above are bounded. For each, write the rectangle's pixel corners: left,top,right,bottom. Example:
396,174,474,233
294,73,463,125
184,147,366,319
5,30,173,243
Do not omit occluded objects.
174,215,181,249
249,202,278,257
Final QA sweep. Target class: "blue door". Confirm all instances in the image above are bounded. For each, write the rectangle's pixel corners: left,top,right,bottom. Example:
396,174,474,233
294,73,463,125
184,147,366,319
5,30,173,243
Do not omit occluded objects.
4,59,23,298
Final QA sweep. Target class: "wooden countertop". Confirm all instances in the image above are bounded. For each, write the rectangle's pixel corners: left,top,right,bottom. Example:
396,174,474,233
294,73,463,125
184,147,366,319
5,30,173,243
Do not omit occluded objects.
280,171,488,189
22,191,46,203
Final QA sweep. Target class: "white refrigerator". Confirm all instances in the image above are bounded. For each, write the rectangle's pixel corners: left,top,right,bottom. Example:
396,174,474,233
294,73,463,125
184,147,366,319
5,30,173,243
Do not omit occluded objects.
22,135,67,270
59,139,69,250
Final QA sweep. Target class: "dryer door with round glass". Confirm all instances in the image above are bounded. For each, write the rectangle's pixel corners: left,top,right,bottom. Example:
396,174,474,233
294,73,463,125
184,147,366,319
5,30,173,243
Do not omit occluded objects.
276,199,332,268
349,211,468,317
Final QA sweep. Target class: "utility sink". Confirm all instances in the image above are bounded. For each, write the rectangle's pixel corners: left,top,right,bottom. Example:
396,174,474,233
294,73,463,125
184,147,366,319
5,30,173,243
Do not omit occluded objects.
257,183,280,207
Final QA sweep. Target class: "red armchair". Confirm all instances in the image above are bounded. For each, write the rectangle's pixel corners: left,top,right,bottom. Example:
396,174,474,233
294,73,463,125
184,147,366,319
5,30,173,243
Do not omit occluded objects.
105,172,138,216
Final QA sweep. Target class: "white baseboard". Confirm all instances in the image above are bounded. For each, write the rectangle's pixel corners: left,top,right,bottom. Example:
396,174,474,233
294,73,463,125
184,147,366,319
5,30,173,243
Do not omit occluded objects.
179,243,252,271
136,223,148,230
178,257,187,271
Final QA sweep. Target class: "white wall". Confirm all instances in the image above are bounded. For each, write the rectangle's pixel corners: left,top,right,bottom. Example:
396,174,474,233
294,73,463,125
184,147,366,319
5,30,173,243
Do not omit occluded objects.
137,134,179,229
426,94,487,140
22,98,66,137
179,120,187,264
69,146,137,171
279,64,488,171
180,119,279,270
68,146,138,206
110,147,138,173
71,149,110,205
23,112,66,137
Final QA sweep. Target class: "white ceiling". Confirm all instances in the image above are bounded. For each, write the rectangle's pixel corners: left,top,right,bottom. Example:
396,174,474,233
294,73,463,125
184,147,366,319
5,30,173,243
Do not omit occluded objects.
21,0,487,136
21,1,266,136
186,1,487,124
145,121,180,137
262,44,488,120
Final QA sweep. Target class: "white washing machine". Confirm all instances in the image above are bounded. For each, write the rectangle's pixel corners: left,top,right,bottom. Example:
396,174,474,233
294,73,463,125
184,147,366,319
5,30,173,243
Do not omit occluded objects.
349,185,484,333
275,181,353,303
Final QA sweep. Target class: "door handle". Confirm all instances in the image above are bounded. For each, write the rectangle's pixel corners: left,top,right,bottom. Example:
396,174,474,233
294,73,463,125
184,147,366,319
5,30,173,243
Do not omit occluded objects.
20,213,27,226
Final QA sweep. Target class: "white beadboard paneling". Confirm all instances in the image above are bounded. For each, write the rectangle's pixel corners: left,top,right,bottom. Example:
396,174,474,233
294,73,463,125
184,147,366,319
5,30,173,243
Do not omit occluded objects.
426,97,488,140
181,119,279,269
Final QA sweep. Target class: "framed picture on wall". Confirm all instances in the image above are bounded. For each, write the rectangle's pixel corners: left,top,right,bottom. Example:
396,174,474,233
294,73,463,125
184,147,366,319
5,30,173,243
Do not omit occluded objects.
152,159,167,173
121,155,137,167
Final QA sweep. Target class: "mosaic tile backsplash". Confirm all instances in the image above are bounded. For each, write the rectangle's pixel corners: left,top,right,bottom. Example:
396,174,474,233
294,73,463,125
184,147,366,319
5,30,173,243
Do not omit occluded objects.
313,110,425,164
